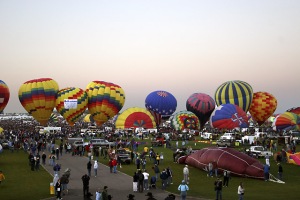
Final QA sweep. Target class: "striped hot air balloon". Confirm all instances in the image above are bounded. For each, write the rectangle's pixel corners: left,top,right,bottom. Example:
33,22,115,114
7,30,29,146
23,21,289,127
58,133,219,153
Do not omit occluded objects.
86,81,125,126
249,92,277,125
273,112,300,131
0,80,10,113
215,80,253,112
18,78,59,126
56,87,88,126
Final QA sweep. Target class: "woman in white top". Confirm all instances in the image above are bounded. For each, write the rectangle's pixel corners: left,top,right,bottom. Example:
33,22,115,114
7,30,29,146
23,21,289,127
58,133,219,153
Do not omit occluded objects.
237,182,245,200
94,160,99,177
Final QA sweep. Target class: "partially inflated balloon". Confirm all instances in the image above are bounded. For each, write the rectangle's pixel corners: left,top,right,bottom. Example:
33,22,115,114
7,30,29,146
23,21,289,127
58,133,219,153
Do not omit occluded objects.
18,78,59,126
86,81,125,126
0,80,10,113
115,107,156,129
215,80,253,112
186,93,215,129
249,92,277,125
56,87,88,126
210,104,249,130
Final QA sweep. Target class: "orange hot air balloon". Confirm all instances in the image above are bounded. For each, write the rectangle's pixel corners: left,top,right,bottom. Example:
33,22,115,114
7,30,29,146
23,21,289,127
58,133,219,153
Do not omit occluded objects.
249,92,277,125
18,78,59,126
86,81,125,126
55,87,88,126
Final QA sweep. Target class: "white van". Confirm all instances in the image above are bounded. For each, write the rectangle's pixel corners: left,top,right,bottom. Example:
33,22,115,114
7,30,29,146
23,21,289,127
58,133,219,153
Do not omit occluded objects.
220,133,235,140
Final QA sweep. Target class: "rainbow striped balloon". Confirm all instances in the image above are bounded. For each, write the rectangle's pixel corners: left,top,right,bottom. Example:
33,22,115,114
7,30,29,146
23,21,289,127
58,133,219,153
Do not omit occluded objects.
56,87,88,126
0,80,10,113
215,80,253,112
18,78,59,126
86,81,125,126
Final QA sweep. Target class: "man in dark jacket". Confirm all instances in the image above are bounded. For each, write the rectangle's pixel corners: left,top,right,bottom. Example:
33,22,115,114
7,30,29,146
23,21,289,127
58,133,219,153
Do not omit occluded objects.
87,161,92,177
81,174,90,198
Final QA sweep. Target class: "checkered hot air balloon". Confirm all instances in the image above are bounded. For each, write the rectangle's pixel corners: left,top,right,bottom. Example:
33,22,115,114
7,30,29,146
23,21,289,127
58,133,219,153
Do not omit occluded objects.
0,80,10,113
86,81,125,126
55,87,88,126
18,78,59,126
170,111,200,131
215,80,253,112
249,92,277,126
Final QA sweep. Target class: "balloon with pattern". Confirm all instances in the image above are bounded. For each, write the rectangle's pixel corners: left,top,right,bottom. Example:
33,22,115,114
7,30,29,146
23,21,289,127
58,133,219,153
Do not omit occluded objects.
115,107,156,129
145,90,177,126
0,80,10,113
55,87,88,126
86,81,125,126
18,78,59,126
273,112,300,131
170,110,200,131
186,93,215,129
215,80,253,112
286,107,300,115
249,91,277,125
210,104,249,130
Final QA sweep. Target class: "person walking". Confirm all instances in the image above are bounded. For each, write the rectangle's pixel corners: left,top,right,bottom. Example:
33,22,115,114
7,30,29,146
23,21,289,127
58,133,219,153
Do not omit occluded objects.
87,160,92,177
60,174,69,195
102,186,109,200
143,170,150,190
178,180,189,200
237,182,245,200
133,172,138,192
183,165,189,184
42,152,46,165
94,160,99,177
137,170,144,193
214,177,223,200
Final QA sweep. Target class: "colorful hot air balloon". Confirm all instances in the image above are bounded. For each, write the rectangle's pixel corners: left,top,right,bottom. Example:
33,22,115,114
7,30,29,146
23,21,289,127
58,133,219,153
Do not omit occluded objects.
83,114,95,123
86,81,125,126
215,80,253,112
186,93,215,129
18,78,59,126
170,111,200,131
115,107,156,129
273,112,300,131
210,104,249,130
56,87,88,126
286,107,300,115
0,80,10,113
249,92,277,125
145,90,177,126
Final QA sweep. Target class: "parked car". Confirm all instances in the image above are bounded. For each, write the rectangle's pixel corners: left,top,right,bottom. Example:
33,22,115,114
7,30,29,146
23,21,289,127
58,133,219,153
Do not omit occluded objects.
216,139,235,147
246,146,273,158
116,148,131,164
89,138,115,147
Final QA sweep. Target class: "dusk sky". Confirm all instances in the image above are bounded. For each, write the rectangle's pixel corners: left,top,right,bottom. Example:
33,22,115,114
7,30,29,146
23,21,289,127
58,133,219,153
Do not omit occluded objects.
1,1,299,115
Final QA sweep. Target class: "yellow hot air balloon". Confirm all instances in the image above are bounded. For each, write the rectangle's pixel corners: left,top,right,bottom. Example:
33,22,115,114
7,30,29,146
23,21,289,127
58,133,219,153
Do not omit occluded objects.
18,78,59,126
56,87,88,126
86,81,125,126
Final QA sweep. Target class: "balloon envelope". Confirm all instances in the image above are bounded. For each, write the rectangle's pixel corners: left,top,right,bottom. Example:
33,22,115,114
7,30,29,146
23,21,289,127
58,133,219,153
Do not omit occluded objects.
215,80,253,112
56,87,88,126
186,93,215,128
249,92,277,125
286,107,300,115
86,81,125,126
210,104,249,129
18,78,59,126
115,107,156,129
170,111,200,131
0,80,10,113
273,112,300,131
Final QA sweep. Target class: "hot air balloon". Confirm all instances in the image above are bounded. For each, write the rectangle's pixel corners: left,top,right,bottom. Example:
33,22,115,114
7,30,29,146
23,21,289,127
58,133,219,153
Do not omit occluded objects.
115,107,156,129
56,87,88,126
273,112,300,131
210,104,249,130
215,80,253,112
145,90,177,127
170,111,200,131
286,107,300,115
249,92,277,126
18,78,59,126
0,80,10,113
86,81,125,126
83,114,95,123
186,93,215,129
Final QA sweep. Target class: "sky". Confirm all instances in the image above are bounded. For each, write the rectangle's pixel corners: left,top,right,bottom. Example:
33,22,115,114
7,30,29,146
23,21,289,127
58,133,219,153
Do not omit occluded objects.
1,0,299,115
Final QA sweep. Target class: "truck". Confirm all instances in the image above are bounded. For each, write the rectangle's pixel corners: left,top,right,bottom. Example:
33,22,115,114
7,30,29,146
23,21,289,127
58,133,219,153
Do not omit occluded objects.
216,139,235,147
245,146,273,158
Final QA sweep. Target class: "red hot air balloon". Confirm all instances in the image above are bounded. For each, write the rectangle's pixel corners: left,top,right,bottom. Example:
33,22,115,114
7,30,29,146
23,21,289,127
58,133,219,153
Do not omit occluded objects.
0,80,10,113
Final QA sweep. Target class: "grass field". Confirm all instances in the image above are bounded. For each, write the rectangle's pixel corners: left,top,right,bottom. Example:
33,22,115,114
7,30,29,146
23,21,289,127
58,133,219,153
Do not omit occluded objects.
1,139,300,200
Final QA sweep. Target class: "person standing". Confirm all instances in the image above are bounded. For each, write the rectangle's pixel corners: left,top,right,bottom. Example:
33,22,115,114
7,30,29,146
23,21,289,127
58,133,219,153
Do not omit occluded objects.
94,160,99,177
102,186,109,200
108,159,113,173
0,170,5,185
263,164,270,181
42,152,46,165
214,177,223,200
81,174,90,197
178,180,189,200
183,165,189,184
237,182,245,200
112,158,117,173
278,163,283,180
133,172,138,192
55,178,62,200
153,164,160,181
223,170,231,187
208,162,213,177
143,170,150,190
87,160,92,177
137,170,144,193
60,174,69,195
265,153,270,166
